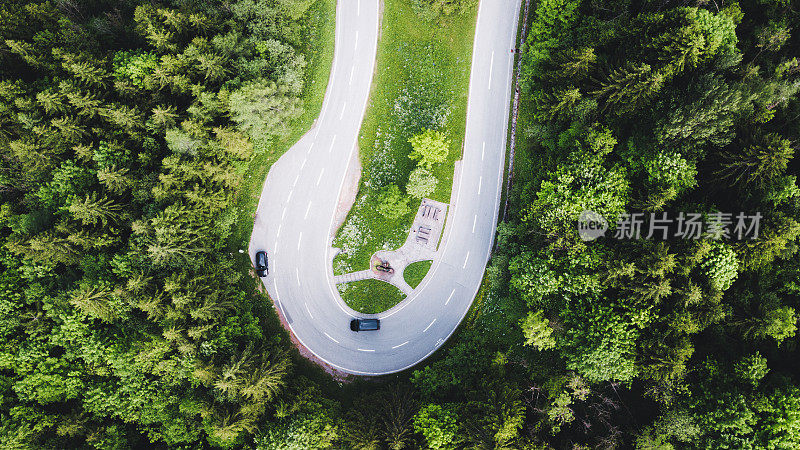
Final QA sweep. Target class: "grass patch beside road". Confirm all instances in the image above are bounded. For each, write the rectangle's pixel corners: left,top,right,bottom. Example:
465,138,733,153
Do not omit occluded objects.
337,279,405,314
333,0,478,312
404,260,432,288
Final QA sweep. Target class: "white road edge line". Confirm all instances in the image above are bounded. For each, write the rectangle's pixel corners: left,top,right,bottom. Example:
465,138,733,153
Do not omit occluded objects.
276,224,282,238
307,142,314,154
292,173,300,187
445,288,455,305
423,319,436,333
273,239,278,254
463,252,470,269
281,208,287,220
323,332,339,344
392,341,409,349
286,190,293,203
349,66,355,84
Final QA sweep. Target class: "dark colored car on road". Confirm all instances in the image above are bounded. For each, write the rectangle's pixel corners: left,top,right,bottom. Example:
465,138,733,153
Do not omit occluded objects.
254,251,268,277
350,318,380,332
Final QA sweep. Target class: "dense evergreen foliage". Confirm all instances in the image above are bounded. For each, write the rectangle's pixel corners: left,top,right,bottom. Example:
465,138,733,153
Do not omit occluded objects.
445,0,800,446
0,0,323,447
2,0,799,448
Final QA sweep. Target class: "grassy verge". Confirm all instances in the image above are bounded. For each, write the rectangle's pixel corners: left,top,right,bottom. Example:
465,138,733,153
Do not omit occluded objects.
332,0,478,312
403,260,432,288
228,0,336,249
337,279,405,314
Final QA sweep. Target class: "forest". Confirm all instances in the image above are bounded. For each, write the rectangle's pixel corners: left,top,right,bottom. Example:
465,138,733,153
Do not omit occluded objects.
1,0,799,448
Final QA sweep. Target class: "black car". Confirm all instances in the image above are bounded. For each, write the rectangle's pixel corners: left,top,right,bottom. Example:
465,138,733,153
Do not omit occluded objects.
350,318,380,332
254,251,268,277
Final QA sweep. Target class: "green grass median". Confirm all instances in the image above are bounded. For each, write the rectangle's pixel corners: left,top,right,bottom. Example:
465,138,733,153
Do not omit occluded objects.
332,0,477,313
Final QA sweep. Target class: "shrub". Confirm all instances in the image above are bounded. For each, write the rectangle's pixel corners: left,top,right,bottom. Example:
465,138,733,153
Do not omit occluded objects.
520,310,556,350
409,129,450,170
406,167,438,199
375,184,411,219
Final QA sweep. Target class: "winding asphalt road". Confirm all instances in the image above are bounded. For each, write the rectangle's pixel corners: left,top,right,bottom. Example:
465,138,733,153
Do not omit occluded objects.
249,0,521,375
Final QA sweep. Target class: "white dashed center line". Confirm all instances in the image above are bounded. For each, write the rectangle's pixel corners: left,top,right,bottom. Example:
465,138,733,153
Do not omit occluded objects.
349,66,355,84
392,341,409,349
463,252,470,269
297,232,302,251
295,267,301,286
316,168,325,186
286,190,293,203
340,103,347,120
292,173,299,187
281,208,287,221
276,224,282,238
305,302,313,319
472,215,477,233
488,51,495,88
477,176,482,194
324,332,339,344
304,202,312,220
358,348,375,352
307,142,314,155
481,142,485,160
329,135,337,153
354,31,359,51
300,158,307,170
445,288,455,305
423,319,436,333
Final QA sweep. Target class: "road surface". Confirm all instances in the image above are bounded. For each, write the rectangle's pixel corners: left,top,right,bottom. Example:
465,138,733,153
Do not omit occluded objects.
249,0,521,375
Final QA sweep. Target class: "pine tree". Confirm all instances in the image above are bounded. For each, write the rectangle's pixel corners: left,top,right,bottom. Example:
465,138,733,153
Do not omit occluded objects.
718,133,794,187
594,63,665,114
67,192,123,226
560,47,596,79
97,165,132,194
50,116,86,143
5,39,50,69
196,53,229,82
150,105,179,130
70,284,118,322
35,89,66,115
64,88,102,118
